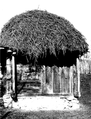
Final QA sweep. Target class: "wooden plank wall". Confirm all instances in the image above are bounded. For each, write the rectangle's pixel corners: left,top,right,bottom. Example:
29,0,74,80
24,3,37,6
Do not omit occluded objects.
40,65,79,96
5,62,80,97
53,66,60,93
61,67,69,94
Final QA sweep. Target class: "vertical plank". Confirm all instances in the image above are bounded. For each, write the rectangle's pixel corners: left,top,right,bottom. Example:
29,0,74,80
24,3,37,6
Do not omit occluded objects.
41,65,46,94
68,67,70,94
12,53,15,92
60,67,64,94
38,69,42,94
64,67,69,94
59,67,62,94
60,67,69,95
76,58,81,97
46,66,53,94
52,67,54,93
0,48,4,97
53,66,60,93
69,66,73,96
73,65,77,96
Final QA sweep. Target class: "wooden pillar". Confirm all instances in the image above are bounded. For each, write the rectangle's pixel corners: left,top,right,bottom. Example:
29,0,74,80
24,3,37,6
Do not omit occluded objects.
59,67,62,94
46,66,53,94
6,58,12,94
53,66,60,93
0,65,3,97
0,47,4,97
11,51,17,101
41,65,46,94
76,58,81,97
69,66,74,96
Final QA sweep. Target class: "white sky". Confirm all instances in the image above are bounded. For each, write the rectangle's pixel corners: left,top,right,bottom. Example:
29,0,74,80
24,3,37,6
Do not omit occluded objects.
0,0,91,52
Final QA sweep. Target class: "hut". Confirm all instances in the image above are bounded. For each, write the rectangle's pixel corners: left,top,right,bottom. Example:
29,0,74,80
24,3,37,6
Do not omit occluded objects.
0,10,88,109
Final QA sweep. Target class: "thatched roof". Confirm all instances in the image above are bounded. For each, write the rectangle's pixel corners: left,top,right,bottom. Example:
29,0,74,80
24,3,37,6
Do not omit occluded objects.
0,10,88,66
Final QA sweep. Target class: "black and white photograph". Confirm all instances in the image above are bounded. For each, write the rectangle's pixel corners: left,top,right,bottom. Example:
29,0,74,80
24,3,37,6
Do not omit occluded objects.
0,0,91,118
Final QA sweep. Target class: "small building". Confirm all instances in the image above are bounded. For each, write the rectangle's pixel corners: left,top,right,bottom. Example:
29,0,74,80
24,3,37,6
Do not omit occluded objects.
0,10,88,110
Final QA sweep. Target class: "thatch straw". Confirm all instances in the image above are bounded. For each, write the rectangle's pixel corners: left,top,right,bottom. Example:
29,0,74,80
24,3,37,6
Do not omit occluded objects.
0,10,88,64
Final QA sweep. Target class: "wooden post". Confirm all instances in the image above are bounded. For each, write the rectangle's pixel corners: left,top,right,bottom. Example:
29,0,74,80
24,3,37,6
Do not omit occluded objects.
0,48,3,97
69,66,74,96
6,58,12,94
53,66,60,94
46,66,53,94
51,67,54,94
41,65,46,94
64,67,69,94
59,67,62,94
76,58,81,97
11,51,17,101
73,65,77,96
0,65,3,97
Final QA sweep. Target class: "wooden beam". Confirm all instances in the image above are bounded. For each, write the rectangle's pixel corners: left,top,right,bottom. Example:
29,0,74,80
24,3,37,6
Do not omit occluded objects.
11,51,17,101
69,66,74,96
41,65,46,94
53,66,60,93
76,58,81,97
59,67,62,94
6,58,12,94
0,48,3,97
0,65,3,97
46,66,53,94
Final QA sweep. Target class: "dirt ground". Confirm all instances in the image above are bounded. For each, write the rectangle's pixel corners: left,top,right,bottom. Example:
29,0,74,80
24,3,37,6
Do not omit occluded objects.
1,74,91,119
0,95,91,119
0,107,91,119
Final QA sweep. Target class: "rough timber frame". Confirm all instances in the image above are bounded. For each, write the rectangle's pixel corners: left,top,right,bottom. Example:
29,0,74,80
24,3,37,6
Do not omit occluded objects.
0,48,81,100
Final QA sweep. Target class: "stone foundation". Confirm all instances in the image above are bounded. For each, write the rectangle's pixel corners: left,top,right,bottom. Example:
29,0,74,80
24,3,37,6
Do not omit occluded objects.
3,94,80,111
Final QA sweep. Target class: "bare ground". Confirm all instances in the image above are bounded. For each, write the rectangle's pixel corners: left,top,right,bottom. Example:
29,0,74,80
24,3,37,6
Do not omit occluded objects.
1,74,91,119
0,107,91,119
0,95,91,119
